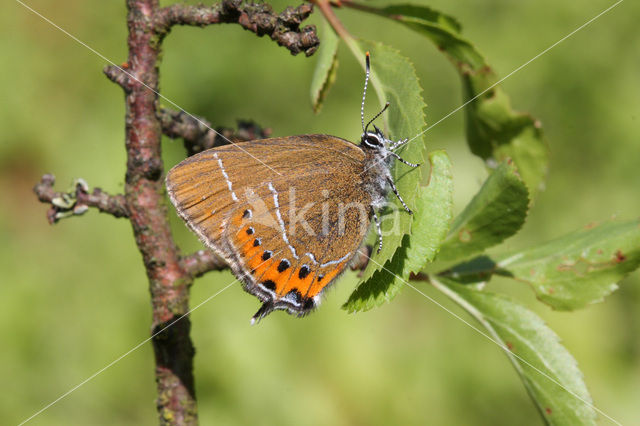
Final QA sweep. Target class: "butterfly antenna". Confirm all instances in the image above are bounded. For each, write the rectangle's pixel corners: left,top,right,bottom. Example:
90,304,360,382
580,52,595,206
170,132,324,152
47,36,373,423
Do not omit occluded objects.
361,52,371,133
364,102,390,134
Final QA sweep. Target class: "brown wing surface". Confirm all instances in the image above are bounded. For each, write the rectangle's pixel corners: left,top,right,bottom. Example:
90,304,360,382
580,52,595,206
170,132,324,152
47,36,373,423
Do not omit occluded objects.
166,135,371,319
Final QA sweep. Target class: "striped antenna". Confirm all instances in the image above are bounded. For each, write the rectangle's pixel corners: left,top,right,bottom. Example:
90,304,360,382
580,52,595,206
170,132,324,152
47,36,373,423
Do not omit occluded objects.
361,52,371,133
364,102,390,134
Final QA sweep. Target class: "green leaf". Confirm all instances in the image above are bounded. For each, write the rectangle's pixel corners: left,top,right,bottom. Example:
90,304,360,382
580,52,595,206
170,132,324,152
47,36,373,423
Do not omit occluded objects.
344,236,410,313
310,21,339,113
380,4,462,34
344,151,452,312
373,4,485,69
404,150,454,272
351,3,549,199
463,73,549,199
432,277,596,425
354,40,428,283
437,255,497,285
437,159,529,262
496,219,640,310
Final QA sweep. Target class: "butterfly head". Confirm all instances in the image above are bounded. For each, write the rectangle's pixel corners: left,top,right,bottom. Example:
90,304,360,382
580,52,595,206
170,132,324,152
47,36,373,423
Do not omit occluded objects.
360,124,395,162
359,53,405,161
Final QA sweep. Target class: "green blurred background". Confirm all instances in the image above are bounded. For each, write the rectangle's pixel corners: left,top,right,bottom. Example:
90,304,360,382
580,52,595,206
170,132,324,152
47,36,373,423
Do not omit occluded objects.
2,0,639,424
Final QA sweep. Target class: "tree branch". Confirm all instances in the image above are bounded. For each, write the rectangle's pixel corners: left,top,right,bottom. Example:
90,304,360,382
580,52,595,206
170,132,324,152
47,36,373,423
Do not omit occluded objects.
159,107,271,155
180,250,228,278
103,63,134,92
155,0,319,56
121,0,197,423
33,174,129,224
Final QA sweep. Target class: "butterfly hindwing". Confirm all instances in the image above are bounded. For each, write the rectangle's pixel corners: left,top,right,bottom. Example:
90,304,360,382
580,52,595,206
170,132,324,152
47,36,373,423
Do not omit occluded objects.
167,135,372,320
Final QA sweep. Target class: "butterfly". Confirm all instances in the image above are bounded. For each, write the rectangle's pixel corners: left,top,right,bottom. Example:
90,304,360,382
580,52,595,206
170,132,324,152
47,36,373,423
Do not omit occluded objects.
166,53,418,323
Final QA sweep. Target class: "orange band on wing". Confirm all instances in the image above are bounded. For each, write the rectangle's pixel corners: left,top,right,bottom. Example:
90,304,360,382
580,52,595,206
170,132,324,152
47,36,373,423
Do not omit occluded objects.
235,226,256,246
231,210,244,227
241,238,262,267
278,267,315,297
251,256,275,280
304,261,347,298
259,263,288,291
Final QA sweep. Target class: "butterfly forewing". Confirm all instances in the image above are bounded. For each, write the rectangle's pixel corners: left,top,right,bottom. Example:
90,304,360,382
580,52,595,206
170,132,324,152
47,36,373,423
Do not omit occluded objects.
166,135,372,319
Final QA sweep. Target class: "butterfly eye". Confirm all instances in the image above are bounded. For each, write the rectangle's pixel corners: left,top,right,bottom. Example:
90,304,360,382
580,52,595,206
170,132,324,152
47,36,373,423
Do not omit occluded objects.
362,133,382,148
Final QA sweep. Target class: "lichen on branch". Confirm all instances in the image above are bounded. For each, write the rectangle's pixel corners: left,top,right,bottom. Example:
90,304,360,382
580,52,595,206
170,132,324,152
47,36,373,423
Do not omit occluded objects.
33,174,129,224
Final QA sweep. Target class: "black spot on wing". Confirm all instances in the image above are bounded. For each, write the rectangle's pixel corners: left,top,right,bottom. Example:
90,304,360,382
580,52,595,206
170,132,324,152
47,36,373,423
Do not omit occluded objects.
262,280,276,291
277,259,290,273
298,265,310,279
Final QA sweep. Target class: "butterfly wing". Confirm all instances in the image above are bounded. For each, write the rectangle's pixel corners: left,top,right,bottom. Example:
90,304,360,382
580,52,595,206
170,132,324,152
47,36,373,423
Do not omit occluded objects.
166,135,372,321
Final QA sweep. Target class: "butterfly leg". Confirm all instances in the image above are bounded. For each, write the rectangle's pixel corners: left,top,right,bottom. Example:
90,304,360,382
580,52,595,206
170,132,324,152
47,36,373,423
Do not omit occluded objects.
387,176,413,214
388,151,420,168
389,138,408,150
371,207,383,253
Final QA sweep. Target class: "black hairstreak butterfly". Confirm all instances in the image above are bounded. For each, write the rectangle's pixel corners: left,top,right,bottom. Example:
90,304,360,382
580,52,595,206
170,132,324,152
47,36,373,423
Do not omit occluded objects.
166,53,418,323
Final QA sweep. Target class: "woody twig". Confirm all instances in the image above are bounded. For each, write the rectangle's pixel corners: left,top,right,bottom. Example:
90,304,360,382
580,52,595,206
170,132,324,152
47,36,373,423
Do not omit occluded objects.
158,108,272,155
154,0,319,56
33,174,129,224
